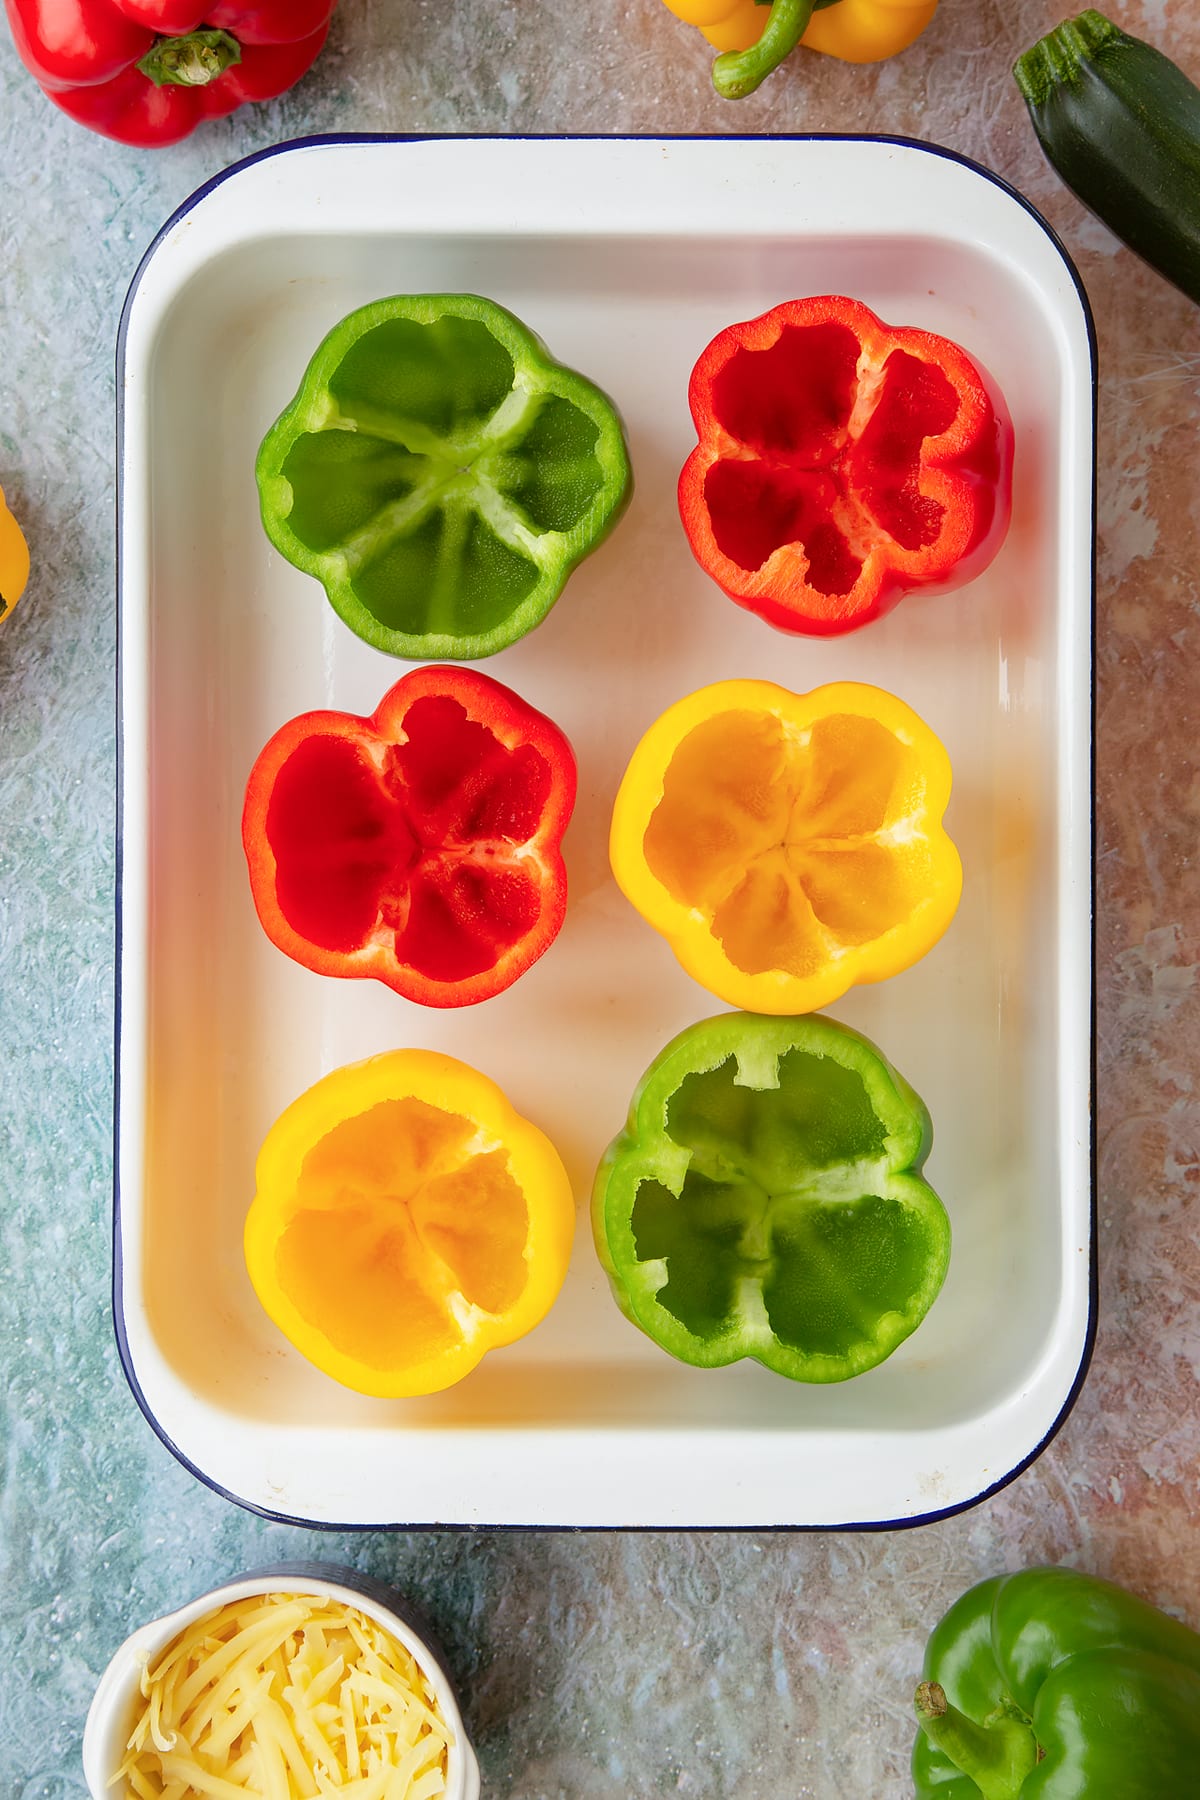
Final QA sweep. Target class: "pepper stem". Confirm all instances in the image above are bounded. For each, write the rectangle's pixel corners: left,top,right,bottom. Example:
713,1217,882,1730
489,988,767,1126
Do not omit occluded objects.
136,29,242,89
1012,9,1119,107
913,1682,1038,1800
712,0,817,99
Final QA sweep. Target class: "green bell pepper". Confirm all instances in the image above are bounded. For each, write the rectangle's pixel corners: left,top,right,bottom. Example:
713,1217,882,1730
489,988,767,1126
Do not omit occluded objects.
913,1567,1200,1798
591,1011,950,1382
255,293,632,660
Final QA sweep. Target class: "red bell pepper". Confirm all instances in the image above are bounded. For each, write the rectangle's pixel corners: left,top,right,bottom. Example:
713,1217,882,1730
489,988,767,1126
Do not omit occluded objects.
242,666,577,1010
678,294,1013,637
4,0,336,145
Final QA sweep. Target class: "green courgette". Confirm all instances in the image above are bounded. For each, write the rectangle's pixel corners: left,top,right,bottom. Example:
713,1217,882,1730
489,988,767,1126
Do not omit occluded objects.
1014,9,1200,307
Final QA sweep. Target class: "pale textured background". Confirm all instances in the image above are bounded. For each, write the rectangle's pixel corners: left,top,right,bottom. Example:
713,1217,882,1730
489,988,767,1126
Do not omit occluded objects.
2,2,1199,1796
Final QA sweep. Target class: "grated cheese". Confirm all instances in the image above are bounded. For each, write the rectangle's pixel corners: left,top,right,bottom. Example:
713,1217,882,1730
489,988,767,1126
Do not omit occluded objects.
112,1593,454,1800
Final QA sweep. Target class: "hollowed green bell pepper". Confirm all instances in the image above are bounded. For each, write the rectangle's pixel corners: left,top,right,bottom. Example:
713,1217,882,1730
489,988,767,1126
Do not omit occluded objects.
256,293,632,660
913,1566,1200,1798
591,1010,950,1382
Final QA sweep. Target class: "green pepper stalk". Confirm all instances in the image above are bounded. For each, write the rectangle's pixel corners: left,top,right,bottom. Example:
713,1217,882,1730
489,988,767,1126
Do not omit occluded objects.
702,0,933,100
713,0,813,98
913,1681,1037,1799
137,30,242,89
711,0,842,99
912,1568,1200,1799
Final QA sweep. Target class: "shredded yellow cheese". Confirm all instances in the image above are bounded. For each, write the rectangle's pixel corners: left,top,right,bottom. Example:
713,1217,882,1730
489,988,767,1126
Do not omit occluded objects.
112,1593,453,1800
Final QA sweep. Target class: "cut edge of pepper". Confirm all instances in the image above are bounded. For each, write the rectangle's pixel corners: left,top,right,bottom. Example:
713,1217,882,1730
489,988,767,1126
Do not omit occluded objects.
593,1012,951,1382
255,293,632,660
245,1050,576,1397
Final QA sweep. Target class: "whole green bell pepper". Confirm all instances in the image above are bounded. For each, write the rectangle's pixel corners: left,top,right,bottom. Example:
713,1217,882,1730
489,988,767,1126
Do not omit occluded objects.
591,1010,950,1382
913,1566,1200,1798
256,293,632,660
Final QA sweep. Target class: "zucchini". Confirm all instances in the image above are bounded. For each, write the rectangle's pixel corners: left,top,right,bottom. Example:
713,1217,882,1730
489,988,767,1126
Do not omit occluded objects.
1013,9,1200,307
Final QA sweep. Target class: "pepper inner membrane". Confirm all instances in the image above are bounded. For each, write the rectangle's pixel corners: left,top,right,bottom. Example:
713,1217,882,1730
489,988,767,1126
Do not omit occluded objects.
704,323,960,593
275,1097,529,1371
277,314,608,636
643,708,937,977
266,694,554,984
631,1051,931,1356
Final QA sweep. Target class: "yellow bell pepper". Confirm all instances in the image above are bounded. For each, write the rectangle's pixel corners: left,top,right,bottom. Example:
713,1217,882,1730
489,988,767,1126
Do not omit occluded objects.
0,482,30,623
662,0,940,96
662,0,765,51
244,1050,575,1398
610,679,962,1015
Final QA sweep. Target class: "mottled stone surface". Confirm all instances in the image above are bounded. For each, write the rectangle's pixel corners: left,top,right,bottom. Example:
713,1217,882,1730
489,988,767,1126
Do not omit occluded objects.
2,3,1200,1796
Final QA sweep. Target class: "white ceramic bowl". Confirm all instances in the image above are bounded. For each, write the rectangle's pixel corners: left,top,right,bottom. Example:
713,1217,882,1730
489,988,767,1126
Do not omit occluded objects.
82,1564,481,1800
115,134,1095,1529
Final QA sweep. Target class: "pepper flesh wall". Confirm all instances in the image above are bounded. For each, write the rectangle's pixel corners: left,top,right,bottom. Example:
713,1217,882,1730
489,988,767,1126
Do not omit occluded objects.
610,678,963,1016
255,292,632,661
592,1010,951,1382
245,1050,575,1397
242,665,576,1009
679,293,1012,633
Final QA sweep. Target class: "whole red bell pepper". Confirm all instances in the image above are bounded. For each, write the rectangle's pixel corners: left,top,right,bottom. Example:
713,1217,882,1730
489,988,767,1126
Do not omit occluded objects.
4,0,336,145
678,294,1014,637
242,665,577,1010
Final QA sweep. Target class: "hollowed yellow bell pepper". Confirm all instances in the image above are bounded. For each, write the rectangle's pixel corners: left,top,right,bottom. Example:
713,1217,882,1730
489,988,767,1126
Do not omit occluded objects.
610,679,962,1015
662,0,940,96
244,1050,575,1397
0,483,29,623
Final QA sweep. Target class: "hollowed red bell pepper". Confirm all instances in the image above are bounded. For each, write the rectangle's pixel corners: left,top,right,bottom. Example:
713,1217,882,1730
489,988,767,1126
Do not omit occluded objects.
242,666,576,1009
679,294,1013,636
4,0,336,146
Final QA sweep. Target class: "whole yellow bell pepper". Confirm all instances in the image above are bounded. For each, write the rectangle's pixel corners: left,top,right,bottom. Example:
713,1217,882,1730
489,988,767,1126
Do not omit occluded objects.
662,0,940,96
610,679,962,1015
0,483,29,623
244,1050,575,1397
